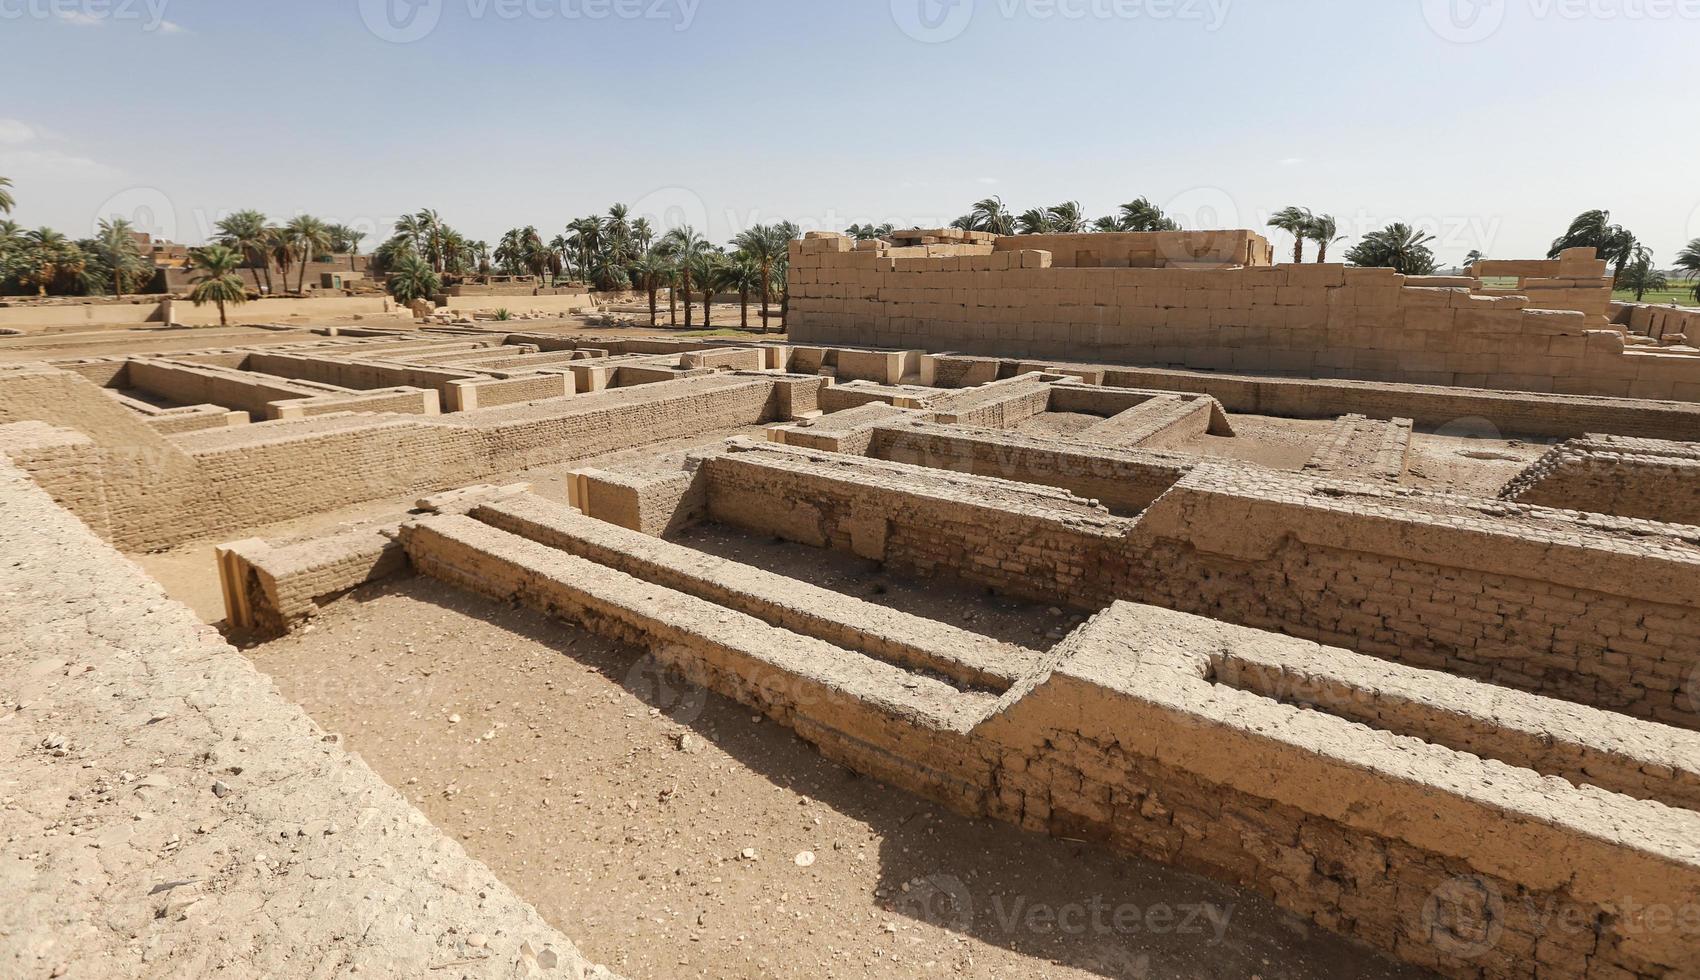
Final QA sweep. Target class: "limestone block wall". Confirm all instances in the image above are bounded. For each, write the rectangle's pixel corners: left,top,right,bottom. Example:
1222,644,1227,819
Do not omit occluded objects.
396,501,1700,980
789,234,1700,400
1500,435,1700,526
1622,302,1700,341
695,442,1700,728
0,369,820,552
988,229,1272,268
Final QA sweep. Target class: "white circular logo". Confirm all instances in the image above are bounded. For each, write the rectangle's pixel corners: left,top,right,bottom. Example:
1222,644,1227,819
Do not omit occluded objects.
1162,186,1242,234
1421,875,1505,959
359,0,444,43
92,186,177,241
631,186,711,238
890,0,975,43
623,650,708,724
893,874,974,930
1422,0,1507,43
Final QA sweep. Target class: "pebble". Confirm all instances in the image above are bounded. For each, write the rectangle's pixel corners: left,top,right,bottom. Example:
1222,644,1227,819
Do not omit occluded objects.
211,780,233,799
794,851,815,868
467,933,488,949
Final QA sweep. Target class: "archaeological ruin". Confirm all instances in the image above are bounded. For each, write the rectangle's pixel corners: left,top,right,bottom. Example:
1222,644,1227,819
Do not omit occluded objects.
4,230,1699,979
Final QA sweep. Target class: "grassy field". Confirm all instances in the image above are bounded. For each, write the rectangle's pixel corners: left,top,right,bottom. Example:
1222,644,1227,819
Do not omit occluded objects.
1613,284,1698,305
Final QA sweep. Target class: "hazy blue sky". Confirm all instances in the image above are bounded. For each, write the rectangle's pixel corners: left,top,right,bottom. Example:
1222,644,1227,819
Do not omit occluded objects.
3,0,1697,263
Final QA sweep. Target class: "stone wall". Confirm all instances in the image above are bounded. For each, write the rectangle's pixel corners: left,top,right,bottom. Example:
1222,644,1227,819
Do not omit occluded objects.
1500,435,1700,526
396,500,1700,980
789,233,1700,400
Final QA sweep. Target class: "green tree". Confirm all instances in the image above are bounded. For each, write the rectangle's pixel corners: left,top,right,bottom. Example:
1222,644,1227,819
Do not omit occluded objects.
385,253,441,305
17,228,84,296
1674,239,1700,304
687,250,727,329
845,223,894,241
732,224,789,332
1267,206,1314,263
628,249,672,327
91,218,149,299
1344,223,1439,275
187,244,248,326
1617,255,1668,302
285,215,332,292
951,197,1015,236
1548,210,1639,282
659,226,710,328
722,254,764,329
1094,198,1181,233
1306,213,1345,263
0,176,14,214
215,209,273,293
1464,249,1485,270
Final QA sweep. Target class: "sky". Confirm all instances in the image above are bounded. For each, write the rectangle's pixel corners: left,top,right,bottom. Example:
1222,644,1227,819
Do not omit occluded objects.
2,0,1697,265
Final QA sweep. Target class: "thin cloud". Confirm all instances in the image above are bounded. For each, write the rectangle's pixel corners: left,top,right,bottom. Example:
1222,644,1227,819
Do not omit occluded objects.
0,120,40,145
56,11,104,26
156,20,187,34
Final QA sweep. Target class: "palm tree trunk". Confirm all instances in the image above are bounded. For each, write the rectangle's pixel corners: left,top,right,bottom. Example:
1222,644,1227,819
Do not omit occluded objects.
113,270,122,301
648,286,658,327
702,288,712,329
759,259,771,332
262,257,274,294
1317,243,1328,263
248,257,263,293
682,272,694,328
299,252,309,294
217,298,227,327
1292,237,1303,264
740,289,749,329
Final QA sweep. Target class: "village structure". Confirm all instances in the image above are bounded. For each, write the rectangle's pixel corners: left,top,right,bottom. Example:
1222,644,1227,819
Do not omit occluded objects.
3,228,1699,979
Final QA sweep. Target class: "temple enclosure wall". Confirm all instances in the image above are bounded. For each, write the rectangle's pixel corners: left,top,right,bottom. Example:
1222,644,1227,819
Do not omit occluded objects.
694,441,1700,729
396,497,1700,980
0,366,822,551
789,233,1700,400
1500,434,1700,525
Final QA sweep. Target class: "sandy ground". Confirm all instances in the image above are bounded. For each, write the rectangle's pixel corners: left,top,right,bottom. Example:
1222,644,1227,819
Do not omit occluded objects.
246,560,1431,980
1173,415,1338,470
1404,432,1550,496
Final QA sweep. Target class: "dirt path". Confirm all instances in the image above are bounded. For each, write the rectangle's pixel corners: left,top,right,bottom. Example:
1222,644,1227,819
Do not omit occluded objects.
248,571,1432,980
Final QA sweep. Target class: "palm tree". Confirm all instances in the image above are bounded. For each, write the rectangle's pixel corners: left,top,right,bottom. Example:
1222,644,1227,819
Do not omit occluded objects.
1095,198,1181,233
687,250,726,329
416,209,445,272
845,223,894,241
953,197,1015,236
91,218,148,299
732,224,789,332
285,216,333,293
1306,213,1345,263
1047,202,1087,233
1464,249,1485,271
1344,223,1439,275
1015,208,1054,235
0,176,14,214
723,254,764,329
659,226,710,328
386,253,441,305
187,244,248,326
18,228,83,296
269,225,298,294
394,213,428,261
1674,239,1700,304
631,217,654,254
1268,206,1313,263
1549,210,1640,282
215,210,272,293
1617,255,1668,302
628,250,671,327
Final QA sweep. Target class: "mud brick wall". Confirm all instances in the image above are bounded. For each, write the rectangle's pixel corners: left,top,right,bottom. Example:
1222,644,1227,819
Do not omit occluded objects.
868,421,1191,515
790,233,1700,400
1500,435,1700,526
0,371,811,552
218,525,404,634
1123,470,1700,729
444,372,572,412
702,445,1130,605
